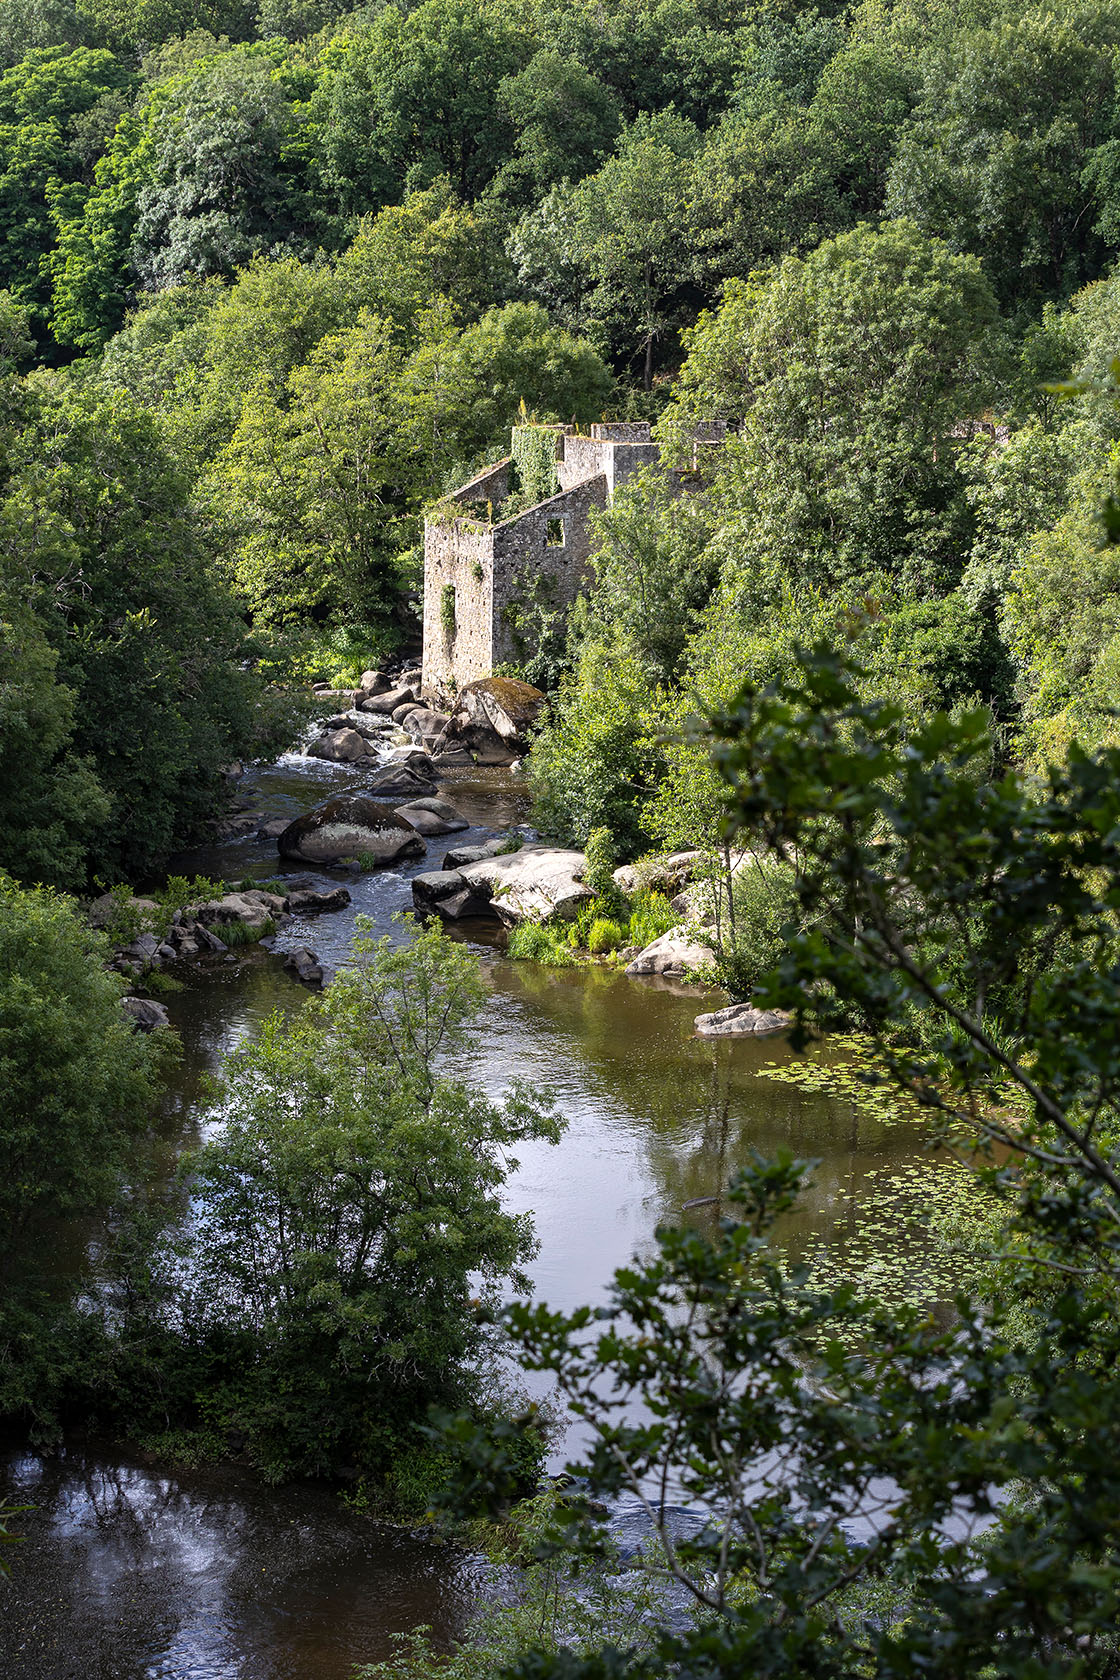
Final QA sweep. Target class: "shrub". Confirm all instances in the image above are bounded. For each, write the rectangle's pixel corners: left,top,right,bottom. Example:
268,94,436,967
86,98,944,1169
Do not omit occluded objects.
626,889,676,949
587,916,624,954
0,873,163,1258
714,857,799,1001
156,875,225,916
508,920,577,966
583,826,616,896
148,918,563,1483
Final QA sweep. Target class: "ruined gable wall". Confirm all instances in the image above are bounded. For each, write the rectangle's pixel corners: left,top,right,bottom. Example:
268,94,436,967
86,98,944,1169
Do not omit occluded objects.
421,517,496,697
448,457,511,510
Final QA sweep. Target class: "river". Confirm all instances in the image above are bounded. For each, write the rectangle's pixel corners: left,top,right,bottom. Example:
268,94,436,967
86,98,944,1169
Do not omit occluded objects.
0,752,935,1680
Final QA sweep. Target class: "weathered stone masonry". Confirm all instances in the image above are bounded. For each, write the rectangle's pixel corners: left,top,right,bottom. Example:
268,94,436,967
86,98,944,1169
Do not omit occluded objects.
421,420,721,700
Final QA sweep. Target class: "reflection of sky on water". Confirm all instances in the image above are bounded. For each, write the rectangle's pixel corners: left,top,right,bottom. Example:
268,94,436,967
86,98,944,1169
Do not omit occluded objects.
2,1447,484,1680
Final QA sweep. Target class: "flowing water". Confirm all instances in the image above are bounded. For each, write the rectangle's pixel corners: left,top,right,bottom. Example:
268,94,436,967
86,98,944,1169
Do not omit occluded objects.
0,753,935,1680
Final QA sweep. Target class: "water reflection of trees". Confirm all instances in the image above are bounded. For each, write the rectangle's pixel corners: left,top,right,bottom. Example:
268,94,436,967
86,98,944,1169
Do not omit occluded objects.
491,961,921,1266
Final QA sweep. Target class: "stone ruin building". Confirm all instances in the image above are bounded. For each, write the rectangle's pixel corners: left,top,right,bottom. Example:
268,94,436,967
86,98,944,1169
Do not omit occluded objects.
421,419,723,700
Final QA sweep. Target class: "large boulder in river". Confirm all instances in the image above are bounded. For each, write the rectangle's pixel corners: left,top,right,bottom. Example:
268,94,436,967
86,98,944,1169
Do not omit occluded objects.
395,797,469,836
458,844,591,925
193,889,287,936
361,760,438,800
411,869,494,921
278,795,427,866
121,996,171,1032
283,945,324,986
360,685,416,715
453,677,545,764
403,707,453,752
625,926,712,979
306,726,369,764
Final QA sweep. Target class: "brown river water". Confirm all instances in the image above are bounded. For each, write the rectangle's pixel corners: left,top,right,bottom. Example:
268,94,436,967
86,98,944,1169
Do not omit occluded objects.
0,754,935,1680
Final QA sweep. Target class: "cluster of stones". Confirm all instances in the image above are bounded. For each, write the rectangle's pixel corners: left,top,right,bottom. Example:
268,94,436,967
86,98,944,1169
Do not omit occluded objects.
92,881,352,981
303,671,544,772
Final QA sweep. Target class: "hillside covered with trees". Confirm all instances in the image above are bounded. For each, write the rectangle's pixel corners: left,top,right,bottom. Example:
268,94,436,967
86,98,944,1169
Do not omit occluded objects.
5,0,1120,1674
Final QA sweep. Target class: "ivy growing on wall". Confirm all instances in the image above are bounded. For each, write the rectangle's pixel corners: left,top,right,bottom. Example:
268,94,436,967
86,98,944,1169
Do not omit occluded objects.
511,425,559,509
441,583,457,641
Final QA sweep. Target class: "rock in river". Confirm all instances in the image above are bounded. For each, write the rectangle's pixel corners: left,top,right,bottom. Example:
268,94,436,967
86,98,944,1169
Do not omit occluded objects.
395,797,469,836
283,946,323,985
121,996,171,1032
278,795,427,866
625,927,712,979
411,869,494,921
453,677,544,765
694,1002,790,1036
306,726,369,764
361,761,438,800
458,844,591,925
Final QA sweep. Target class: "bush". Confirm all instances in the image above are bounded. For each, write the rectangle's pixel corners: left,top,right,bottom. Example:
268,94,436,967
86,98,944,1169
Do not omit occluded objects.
155,875,225,915
587,916,623,954
714,858,799,1001
507,919,577,966
626,889,676,949
130,918,563,1483
0,873,163,1259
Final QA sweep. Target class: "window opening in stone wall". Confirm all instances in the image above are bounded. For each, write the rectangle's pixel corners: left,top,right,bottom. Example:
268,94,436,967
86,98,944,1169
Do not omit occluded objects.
545,517,564,546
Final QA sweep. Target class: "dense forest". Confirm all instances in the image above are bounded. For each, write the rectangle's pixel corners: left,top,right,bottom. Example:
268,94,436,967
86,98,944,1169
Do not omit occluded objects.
1,0,1119,890
5,0,1120,1674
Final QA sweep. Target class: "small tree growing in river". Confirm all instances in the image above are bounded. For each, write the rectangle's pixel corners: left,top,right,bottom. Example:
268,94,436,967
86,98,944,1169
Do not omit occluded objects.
175,916,562,1484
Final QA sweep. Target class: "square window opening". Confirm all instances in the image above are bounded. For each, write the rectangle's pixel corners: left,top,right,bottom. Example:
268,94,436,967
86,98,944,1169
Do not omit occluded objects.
546,517,564,547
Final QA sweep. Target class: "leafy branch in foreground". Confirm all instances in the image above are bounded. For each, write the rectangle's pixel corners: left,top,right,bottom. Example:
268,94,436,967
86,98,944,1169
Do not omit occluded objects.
432,647,1120,1680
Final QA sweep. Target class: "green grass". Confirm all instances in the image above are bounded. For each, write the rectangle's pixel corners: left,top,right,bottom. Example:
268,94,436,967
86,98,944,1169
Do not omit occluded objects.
626,889,676,948
587,916,624,954
508,920,577,965
216,916,276,947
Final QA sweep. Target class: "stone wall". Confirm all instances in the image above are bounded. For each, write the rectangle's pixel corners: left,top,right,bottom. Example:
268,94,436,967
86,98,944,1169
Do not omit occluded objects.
422,417,725,700
490,473,608,669
421,516,496,697
590,421,651,442
555,431,659,498
449,457,511,513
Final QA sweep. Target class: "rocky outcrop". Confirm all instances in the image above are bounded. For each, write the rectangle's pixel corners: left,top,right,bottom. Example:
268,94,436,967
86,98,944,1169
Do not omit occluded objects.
613,850,708,897
411,842,589,925
278,794,427,866
360,685,417,715
121,996,171,1032
403,707,454,752
193,889,287,936
694,1003,790,1036
283,946,324,985
395,797,469,836
411,869,495,921
361,761,437,800
306,726,370,765
287,886,351,913
459,844,591,925
625,927,712,979
443,836,515,868
452,678,545,765
87,893,160,931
